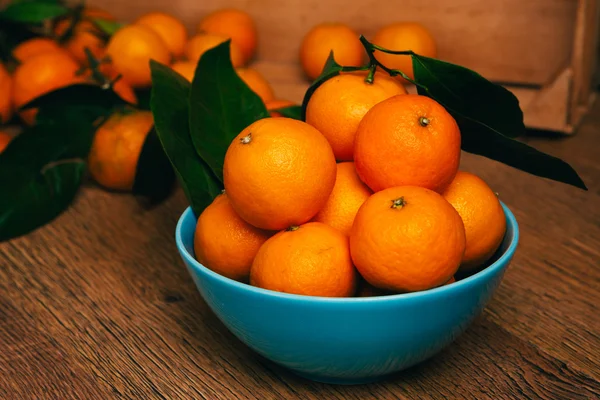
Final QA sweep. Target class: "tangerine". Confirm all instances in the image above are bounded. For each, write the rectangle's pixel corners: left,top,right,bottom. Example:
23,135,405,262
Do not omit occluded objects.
13,51,84,125
250,222,357,297
53,7,115,64
235,67,274,103
313,162,372,236
54,20,107,64
12,38,62,62
194,193,272,282
223,117,336,231
136,12,187,57
350,186,466,292
372,22,437,81
354,94,461,193
170,61,196,82
442,171,507,272
197,8,257,65
306,71,407,161
300,23,364,80
105,24,171,88
185,33,244,68
88,110,154,191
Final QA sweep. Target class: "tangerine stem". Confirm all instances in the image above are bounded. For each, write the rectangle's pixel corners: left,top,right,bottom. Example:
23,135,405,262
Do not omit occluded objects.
57,3,84,43
391,197,406,209
83,48,113,89
365,64,377,84
240,133,252,144
419,117,430,127
286,225,300,231
368,42,415,56
358,35,424,88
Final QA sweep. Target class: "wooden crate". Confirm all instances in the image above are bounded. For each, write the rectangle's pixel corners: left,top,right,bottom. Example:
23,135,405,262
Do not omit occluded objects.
92,0,600,134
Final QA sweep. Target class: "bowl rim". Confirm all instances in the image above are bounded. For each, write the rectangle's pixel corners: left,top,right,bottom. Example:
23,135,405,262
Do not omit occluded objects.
176,202,519,303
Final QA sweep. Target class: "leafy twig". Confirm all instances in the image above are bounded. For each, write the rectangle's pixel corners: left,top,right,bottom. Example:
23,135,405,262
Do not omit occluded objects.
358,35,426,90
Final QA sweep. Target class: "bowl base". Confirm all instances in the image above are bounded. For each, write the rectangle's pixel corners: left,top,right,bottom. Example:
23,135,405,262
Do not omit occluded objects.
291,370,392,385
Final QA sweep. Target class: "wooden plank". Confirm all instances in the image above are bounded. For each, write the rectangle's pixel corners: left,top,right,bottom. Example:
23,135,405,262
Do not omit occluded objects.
569,0,600,128
89,0,578,85
0,299,113,399
511,69,573,134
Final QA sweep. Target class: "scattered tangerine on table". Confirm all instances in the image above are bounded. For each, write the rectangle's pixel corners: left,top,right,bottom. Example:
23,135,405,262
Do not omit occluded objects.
372,22,437,82
170,61,196,82
105,24,171,88
300,23,364,80
185,32,245,68
135,11,188,58
235,67,275,103
197,8,257,65
12,38,62,63
12,50,85,125
88,110,154,191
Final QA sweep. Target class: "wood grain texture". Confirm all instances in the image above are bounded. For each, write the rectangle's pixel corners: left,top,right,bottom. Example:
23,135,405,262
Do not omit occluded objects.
88,0,578,85
2,73,600,399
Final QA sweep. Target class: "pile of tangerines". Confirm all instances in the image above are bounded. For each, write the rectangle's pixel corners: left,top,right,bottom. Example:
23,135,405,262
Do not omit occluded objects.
194,66,506,298
0,7,280,189
0,6,439,194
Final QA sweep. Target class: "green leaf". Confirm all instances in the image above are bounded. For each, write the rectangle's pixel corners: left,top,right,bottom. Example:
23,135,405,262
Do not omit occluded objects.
91,18,122,36
133,127,176,206
0,119,91,242
0,80,112,241
0,1,69,23
273,105,302,120
150,60,222,215
301,51,367,120
35,106,101,157
19,83,126,111
455,116,586,190
188,40,269,181
0,123,71,175
412,54,586,190
0,160,85,242
412,55,524,139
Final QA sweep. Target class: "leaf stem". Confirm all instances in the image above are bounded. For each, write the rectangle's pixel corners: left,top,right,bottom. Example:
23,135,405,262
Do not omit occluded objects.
358,35,425,89
82,48,116,90
56,3,84,43
365,64,376,84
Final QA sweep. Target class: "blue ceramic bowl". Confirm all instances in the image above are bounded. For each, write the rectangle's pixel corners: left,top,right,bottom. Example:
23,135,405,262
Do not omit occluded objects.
176,203,519,385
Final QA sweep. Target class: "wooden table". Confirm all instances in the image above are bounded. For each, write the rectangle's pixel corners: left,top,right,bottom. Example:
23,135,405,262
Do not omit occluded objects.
2,88,600,399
